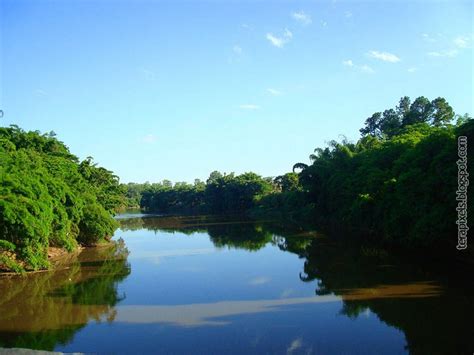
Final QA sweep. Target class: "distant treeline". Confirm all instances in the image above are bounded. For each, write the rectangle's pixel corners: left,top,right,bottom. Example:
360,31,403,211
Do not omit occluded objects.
127,96,473,251
0,126,125,271
127,171,275,215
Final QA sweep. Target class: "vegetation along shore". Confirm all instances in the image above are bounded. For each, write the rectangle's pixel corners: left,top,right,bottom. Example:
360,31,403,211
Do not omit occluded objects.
1,96,472,272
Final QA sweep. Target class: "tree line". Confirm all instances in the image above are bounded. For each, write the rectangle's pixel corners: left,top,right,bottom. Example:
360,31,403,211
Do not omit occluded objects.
130,96,473,252
0,126,125,271
134,171,274,215
1,95,471,271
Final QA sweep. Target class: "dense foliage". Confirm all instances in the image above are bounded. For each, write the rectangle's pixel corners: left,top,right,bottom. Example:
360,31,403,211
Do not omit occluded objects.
132,96,472,252
139,172,274,214
0,126,125,271
259,96,473,250
1,95,468,271
123,182,149,208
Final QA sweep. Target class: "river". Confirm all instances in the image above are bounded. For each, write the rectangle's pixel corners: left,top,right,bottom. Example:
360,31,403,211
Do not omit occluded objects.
0,214,472,354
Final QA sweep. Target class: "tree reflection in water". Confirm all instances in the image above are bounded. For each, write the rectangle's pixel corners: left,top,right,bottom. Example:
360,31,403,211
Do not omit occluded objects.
0,240,130,350
120,215,474,355
2,215,471,353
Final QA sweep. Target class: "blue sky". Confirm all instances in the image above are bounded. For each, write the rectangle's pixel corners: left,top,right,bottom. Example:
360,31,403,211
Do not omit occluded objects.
1,0,472,183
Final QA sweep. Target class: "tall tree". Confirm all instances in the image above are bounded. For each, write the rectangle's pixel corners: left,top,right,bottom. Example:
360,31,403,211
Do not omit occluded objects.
360,112,382,137
396,96,411,119
380,109,401,137
403,96,434,126
431,97,454,127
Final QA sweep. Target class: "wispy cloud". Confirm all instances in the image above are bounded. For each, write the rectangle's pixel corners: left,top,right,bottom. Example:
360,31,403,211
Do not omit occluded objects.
342,59,374,74
427,50,458,58
142,134,158,144
266,29,292,48
240,104,260,110
454,36,470,48
345,11,353,18
267,88,282,96
422,33,437,43
266,34,285,48
424,34,470,59
34,89,49,97
367,50,401,63
342,59,354,67
360,64,375,73
292,11,312,25
407,67,417,73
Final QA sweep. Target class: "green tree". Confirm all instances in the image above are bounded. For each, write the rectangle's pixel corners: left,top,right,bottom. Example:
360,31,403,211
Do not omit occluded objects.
430,97,454,127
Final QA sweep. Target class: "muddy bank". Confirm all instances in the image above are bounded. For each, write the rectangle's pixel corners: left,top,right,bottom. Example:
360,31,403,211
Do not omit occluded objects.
0,242,114,275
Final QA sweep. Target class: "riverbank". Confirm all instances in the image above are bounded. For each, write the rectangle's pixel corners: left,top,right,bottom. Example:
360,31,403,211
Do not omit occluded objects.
0,242,115,275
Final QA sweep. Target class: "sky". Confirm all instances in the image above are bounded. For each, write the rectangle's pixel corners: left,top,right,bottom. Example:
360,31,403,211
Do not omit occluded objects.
1,0,473,183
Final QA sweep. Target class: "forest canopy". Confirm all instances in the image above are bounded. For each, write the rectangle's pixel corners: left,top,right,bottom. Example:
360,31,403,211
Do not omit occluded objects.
0,126,125,271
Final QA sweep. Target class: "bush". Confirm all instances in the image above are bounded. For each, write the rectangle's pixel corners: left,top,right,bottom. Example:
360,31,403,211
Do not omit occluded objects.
78,203,119,246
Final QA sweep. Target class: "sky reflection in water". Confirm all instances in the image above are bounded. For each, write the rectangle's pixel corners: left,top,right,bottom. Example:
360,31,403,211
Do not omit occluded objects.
0,215,471,354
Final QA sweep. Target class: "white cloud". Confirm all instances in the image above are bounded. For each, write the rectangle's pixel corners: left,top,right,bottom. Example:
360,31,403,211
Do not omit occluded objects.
267,88,282,96
321,20,328,27
142,134,158,144
233,45,242,54
266,29,293,48
342,59,354,67
345,11,353,18
454,36,469,48
426,36,470,59
427,49,458,57
367,50,401,63
240,104,260,110
407,67,417,73
342,60,374,74
292,11,312,25
266,33,285,48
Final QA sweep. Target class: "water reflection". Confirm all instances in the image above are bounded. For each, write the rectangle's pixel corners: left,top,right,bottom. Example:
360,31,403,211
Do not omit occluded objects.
0,241,130,350
113,282,439,327
295,238,474,355
0,215,472,354
119,215,474,354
